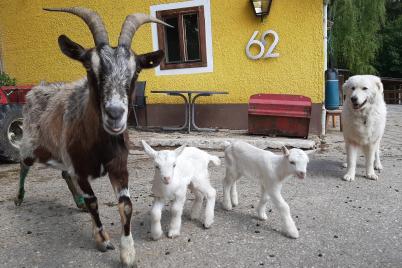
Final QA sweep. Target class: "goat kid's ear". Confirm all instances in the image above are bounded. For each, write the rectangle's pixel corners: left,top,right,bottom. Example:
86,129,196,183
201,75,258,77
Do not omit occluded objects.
58,35,86,62
174,144,186,157
281,145,290,157
137,50,165,69
141,140,157,158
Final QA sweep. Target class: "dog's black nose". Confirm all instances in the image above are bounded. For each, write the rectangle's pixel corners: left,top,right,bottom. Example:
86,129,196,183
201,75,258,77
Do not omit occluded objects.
351,96,358,104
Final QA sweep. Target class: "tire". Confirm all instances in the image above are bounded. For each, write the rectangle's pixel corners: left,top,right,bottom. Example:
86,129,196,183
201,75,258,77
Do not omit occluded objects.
0,104,23,162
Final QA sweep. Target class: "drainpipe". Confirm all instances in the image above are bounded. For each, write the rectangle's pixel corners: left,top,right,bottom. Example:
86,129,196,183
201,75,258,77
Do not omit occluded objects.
322,0,329,136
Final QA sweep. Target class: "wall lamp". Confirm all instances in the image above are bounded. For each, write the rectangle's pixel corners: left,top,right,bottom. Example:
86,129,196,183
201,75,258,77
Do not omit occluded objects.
250,0,273,22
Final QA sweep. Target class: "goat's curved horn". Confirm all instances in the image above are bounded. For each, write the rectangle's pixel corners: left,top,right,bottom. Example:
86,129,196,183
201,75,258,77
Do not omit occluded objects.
43,7,109,47
118,13,173,48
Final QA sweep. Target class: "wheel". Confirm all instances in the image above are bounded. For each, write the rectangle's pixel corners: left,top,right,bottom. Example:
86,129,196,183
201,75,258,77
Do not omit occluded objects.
0,104,23,162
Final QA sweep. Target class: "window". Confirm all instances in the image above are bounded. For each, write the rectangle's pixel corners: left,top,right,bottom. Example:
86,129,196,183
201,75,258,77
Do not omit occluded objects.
156,6,207,70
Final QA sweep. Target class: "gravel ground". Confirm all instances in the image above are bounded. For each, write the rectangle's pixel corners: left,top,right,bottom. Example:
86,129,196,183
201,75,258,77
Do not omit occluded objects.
0,106,401,268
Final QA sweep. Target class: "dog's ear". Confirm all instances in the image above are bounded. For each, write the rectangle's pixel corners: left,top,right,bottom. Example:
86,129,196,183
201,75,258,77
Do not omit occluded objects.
375,77,384,93
342,79,350,98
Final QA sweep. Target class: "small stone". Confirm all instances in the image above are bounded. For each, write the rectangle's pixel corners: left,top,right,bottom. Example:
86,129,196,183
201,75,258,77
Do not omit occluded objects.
269,254,275,258
378,211,381,214
251,205,254,209
336,185,339,188
256,223,260,227
297,228,300,231
295,215,298,218
334,235,338,238
395,189,399,192
260,262,264,266
165,251,170,255
318,253,323,257
140,222,144,226
110,222,114,226
188,238,191,242
255,230,260,233
268,209,272,213
27,231,32,234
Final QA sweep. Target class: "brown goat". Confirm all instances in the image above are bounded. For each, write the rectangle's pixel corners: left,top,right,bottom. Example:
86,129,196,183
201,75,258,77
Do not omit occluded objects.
14,7,171,267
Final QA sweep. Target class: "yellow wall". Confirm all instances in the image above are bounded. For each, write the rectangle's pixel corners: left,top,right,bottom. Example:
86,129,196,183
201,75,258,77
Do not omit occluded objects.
0,0,324,104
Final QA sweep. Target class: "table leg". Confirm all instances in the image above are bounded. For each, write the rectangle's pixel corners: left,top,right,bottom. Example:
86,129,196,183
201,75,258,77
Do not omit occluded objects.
191,94,218,132
161,93,189,131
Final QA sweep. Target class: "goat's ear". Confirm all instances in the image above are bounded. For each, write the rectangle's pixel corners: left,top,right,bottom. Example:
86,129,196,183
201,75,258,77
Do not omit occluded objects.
141,140,157,158
174,144,186,157
58,35,86,62
281,145,290,157
137,50,165,69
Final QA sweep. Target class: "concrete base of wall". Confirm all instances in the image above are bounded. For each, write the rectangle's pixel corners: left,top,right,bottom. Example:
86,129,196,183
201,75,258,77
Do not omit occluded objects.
131,103,323,135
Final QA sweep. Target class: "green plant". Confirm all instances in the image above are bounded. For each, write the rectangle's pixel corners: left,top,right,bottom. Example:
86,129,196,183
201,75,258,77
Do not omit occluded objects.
0,72,16,87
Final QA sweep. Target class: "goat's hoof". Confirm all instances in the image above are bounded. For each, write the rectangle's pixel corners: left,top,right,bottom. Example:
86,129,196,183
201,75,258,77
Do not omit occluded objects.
96,240,114,252
14,198,23,206
167,230,180,238
151,230,163,241
203,221,213,229
151,234,162,241
342,163,347,168
222,203,232,211
284,229,299,239
366,173,378,181
342,174,355,182
374,163,383,171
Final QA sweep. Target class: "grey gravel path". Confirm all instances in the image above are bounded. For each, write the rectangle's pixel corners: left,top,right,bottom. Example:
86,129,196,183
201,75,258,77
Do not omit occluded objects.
0,106,401,268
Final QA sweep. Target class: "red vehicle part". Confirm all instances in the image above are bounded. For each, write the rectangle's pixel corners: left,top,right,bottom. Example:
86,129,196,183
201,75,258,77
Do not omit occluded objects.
248,94,312,138
0,85,33,162
0,85,32,104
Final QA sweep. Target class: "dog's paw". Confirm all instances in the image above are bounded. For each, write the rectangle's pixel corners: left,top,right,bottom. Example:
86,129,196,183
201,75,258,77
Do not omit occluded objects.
366,172,379,180
342,173,355,182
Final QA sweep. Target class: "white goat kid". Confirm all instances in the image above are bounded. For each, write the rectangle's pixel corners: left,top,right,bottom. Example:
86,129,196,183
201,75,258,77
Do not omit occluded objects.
142,141,220,240
223,141,310,239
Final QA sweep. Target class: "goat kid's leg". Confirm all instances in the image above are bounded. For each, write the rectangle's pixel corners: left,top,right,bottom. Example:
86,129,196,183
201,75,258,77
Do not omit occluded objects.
150,198,164,240
223,174,236,210
343,142,357,182
190,189,204,221
78,179,114,252
231,181,238,207
257,185,270,221
61,171,86,210
196,180,216,229
168,192,186,238
364,143,378,180
269,187,299,239
15,159,34,206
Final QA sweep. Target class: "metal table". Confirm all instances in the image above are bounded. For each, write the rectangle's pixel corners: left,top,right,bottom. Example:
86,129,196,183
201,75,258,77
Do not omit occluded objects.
151,90,228,133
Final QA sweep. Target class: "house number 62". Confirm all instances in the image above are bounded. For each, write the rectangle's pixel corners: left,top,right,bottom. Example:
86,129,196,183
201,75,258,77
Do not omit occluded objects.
246,30,280,60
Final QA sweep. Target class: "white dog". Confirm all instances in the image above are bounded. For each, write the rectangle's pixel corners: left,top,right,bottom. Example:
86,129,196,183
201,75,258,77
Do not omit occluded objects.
341,75,387,181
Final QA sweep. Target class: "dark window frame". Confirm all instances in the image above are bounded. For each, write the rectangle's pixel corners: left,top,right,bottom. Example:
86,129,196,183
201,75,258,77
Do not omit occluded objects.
156,6,207,70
